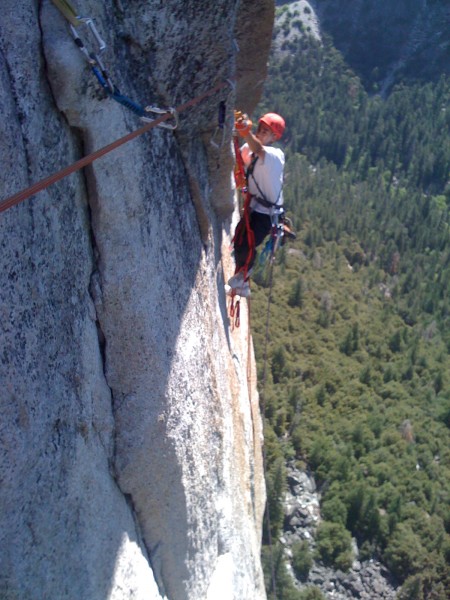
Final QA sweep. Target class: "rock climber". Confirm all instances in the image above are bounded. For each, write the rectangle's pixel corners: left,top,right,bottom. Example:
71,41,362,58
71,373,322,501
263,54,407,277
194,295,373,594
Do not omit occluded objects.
227,111,286,297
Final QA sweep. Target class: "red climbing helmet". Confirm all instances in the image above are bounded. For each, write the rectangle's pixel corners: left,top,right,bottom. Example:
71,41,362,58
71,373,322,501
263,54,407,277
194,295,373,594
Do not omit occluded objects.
258,112,286,140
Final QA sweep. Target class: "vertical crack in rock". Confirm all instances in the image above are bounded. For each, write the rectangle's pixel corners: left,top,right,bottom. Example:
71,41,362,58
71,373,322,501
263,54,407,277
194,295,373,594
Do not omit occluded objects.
177,141,212,246
87,203,169,597
0,37,33,187
1,1,274,598
40,8,168,593
37,0,68,128
122,491,168,599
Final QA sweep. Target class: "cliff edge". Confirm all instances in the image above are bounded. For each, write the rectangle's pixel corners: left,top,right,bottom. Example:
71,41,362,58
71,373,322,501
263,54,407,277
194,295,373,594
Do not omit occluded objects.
0,1,274,598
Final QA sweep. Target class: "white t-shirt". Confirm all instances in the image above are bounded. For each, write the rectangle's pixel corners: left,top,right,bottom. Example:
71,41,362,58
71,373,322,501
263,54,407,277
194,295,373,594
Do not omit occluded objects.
242,144,285,215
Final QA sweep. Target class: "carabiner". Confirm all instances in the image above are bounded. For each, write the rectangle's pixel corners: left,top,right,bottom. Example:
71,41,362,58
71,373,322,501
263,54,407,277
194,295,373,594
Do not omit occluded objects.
78,17,106,52
141,106,178,130
70,22,114,92
91,52,115,93
210,100,227,149
69,20,105,56
229,295,240,329
69,24,94,63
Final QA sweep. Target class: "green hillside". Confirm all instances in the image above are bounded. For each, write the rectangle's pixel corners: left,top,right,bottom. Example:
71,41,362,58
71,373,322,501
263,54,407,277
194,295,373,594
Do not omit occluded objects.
251,18,450,600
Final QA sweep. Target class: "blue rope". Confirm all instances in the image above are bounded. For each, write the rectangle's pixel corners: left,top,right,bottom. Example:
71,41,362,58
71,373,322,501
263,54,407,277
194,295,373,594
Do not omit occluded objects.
111,92,146,117
91,66,147,118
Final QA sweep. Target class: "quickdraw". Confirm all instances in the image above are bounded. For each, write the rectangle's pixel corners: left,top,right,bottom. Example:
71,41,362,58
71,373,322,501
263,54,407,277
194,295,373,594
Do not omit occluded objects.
1,80,230,213
68,22,112,91
210,100,227,149
210,79,235,149
229,294,240,329
51,0,177,129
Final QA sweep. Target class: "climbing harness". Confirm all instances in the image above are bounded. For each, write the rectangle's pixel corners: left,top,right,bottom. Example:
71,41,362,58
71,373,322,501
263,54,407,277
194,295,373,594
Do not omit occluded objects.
231,115,259,282
228,119,290,328
51,0,177,129
234,111,295,596
226,128,251,328
246,156,283,212
227,142,257,329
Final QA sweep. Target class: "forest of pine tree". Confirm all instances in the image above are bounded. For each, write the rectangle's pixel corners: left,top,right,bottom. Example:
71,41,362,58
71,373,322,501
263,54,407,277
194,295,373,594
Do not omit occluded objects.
250,7,450,599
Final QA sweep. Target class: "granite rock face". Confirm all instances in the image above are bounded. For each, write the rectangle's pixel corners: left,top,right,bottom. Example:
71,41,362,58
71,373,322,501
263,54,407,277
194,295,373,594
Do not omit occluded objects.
0,1,274,598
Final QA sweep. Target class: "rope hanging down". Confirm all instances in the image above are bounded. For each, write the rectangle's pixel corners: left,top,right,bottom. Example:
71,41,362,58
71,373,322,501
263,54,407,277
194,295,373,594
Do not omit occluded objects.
260,257,279,600
226,134,253,329
0,81,229,214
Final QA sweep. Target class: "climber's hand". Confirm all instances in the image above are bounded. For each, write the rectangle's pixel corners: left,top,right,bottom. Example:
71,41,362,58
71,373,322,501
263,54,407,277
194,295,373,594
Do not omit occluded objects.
234,112,252,138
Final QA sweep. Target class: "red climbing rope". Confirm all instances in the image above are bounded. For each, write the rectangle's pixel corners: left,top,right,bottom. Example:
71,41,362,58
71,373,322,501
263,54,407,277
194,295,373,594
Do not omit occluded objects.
231,135,256,283
233,135,247,191
229,295,240,329
227,134,254,329
0,81,229,215
231,190,256,283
